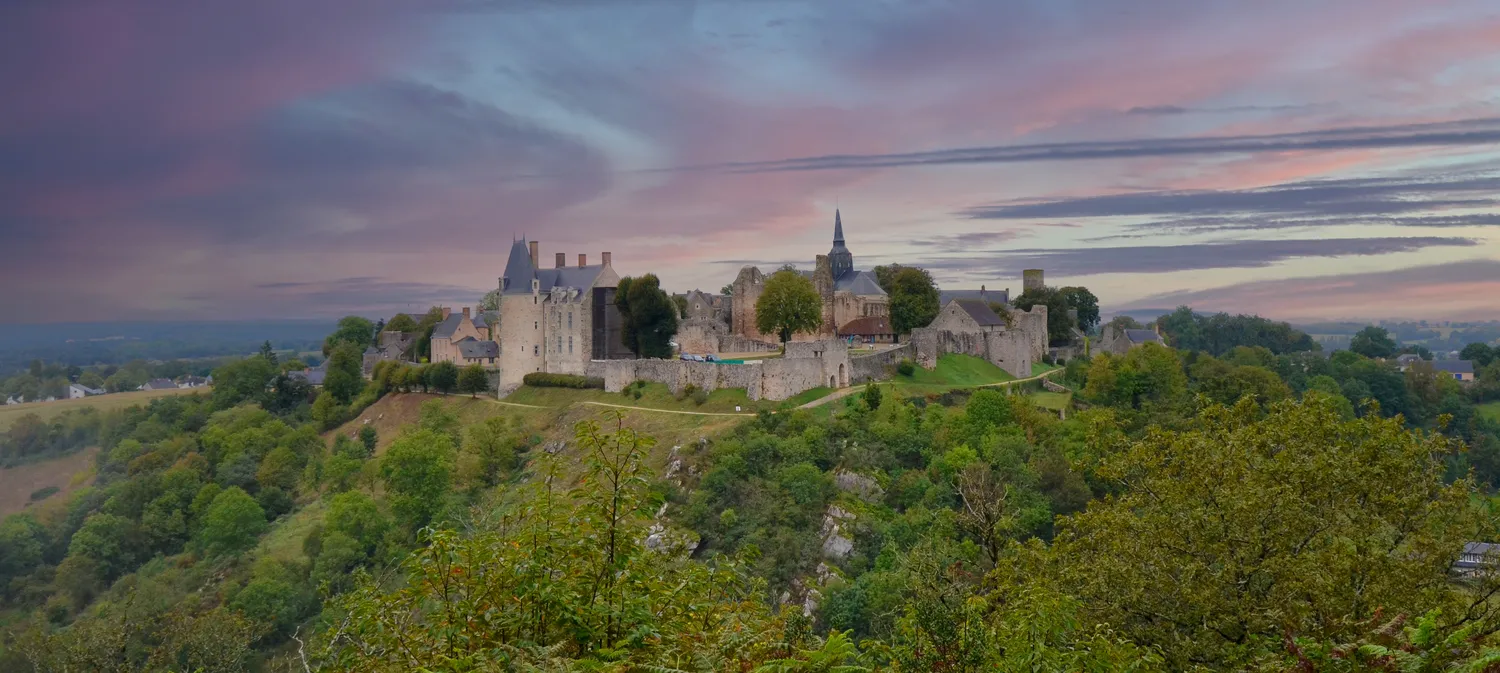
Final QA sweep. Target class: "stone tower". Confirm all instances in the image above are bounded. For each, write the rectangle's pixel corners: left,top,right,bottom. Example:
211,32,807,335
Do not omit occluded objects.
1023,269,1045,293
812,254,836,338
828,209,853,280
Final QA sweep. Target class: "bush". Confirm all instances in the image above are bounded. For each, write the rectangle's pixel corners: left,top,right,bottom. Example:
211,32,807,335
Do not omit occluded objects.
678,384,699,402
28,486,59,502
690,388,709,406
896,359,916,377
522,373,604,389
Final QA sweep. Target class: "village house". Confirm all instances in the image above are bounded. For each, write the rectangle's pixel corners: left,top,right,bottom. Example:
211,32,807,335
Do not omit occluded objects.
67,383,105,399
363,331,416,376
140,379,178,391
1098,324,1165,355
429,307,498,367
1433,360,1476,383
838,316,897,345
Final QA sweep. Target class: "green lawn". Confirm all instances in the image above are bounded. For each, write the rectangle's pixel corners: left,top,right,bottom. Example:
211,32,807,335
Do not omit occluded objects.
1479,401,1500,424
0,387,206,431
887,354,1017,397
782,386,835,407
1028,391,1073,411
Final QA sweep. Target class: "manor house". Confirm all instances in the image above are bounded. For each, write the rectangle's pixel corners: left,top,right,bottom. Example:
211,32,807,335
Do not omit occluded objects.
494,239,629,390
730,210,890,343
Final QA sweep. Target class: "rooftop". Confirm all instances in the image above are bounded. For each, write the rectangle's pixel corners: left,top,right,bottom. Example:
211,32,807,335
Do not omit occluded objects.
953,299,1006,327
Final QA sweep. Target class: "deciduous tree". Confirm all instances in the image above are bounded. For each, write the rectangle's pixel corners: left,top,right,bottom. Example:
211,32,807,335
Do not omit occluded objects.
616,274,679,358
755,270,823,345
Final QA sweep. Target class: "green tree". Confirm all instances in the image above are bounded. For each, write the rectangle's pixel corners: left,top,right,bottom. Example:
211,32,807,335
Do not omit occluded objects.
325,491,389,557
66,513,139,579
616,274,679,358
324,315,376,355
210,355,277,410
458,417,518,490
457,363,489,398
258,340,278,366
384,313,418,333
1044,396,1498,669
755,270,823,345
379,430,455,532
885,266,941,335
310,390,347,430
323,342,365,404
1349,325,1397,359
1058,286,1101,334
197,487,267,557
358,425,378,455
425,360,459,394
1013,286,1078,346
1461,341,1495,368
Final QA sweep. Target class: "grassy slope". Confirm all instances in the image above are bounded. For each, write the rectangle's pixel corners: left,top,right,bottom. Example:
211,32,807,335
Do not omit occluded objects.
0,447,97,517
887,353,1017,397
1480,401,1500,425
506,382,776,414
1028,391,1073,411
0,388,204,431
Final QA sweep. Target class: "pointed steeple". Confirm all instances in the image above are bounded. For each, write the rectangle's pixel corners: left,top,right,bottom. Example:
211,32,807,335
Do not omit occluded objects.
828,209,853,280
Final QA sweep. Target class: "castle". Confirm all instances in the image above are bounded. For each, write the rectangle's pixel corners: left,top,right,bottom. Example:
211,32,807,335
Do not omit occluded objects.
730,210,890,343
492,239,629,390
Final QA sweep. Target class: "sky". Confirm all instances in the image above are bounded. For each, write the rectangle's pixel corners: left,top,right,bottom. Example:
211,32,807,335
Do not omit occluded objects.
4,0,1500,324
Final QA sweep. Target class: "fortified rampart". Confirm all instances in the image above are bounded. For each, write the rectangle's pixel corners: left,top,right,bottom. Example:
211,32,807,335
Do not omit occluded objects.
601,340,851,401
849,344,912,384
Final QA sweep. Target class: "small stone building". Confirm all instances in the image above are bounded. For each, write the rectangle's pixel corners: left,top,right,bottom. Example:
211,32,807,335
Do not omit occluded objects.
1098,324,1164,355
838,316,897,345
910,299,1047,378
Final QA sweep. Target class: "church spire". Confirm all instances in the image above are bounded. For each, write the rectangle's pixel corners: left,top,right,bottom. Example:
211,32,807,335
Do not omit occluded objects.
828,209,853,280
833,209,844,245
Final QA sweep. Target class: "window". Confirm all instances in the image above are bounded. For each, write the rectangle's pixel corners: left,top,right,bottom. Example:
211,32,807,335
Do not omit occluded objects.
568,336,573,353
568,311,573,329
533,345,538,356
534,321,538,330
557,336,562,352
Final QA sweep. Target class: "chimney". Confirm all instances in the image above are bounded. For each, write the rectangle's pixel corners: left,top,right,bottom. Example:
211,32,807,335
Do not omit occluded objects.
528,241,539,267
556,252,566,268
601,252,612,267
578,253,587,267
441,306,452,319
462,306,470,319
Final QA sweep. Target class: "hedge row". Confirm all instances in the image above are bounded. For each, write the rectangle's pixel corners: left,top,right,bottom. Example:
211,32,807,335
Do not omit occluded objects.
523,372,605,389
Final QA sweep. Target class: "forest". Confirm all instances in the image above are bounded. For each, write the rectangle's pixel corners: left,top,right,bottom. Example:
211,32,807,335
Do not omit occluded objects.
2,310,1500,671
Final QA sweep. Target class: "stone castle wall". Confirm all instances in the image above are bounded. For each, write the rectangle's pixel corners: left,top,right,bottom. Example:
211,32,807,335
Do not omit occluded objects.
718,335,779,353
849,344,912,384
1015,304,1048,361
676,319,727,355
730,267,770,343
602,340,850,401
910,326,1034,378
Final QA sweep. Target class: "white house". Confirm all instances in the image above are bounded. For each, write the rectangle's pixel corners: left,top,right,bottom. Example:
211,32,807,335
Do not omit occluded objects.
67,384,105,399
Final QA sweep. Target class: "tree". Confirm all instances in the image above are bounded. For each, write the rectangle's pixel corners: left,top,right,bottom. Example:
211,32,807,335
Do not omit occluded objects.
1349,325,1397,359
1013,286,1077,346
310,391,347,430
258,340,278,367
721,284,734,296
379,429,455,532
1103,315,1143,333
324,315,376,355
755,270,823,345
211,356,277,410
883,266,941,335
323,342,365,404
358,425,378,455
1058,286,1101,334
384,313,418,333
1044,396,1497,669
616,274,679,358
425,360,459,394
479,289,500,325
1461,342,1495,368
196,487,267,557
457,364,489,398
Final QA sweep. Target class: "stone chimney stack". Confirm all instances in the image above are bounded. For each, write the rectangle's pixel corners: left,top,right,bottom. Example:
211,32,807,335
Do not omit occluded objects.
578,253,587,267
462,306,470,319
441,306,452,319
602,252,612,267
556,252,566,268
529,241,539,267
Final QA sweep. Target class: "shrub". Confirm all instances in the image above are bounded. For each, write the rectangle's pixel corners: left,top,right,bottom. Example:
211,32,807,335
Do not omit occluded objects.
896,359,916,377
522,373,604,389
28,486,59,502
678,384,699,402
690,389,709,406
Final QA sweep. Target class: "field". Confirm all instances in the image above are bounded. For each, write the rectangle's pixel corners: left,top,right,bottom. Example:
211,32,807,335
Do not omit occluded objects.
0,387,205,431
0,447,97,517
1028,391,1073,411
1480,401,1500,425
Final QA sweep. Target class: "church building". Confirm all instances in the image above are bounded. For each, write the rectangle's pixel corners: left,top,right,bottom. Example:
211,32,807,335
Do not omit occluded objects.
731,211,890,343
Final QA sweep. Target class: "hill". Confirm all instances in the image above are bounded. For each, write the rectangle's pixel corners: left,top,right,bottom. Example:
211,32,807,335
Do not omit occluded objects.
0,387,202,431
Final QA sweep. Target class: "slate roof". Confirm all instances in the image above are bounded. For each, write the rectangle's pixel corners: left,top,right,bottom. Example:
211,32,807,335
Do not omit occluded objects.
838,316,895,336
143,378,177,390
953,299,1006,327
834,269,886,296
1433,360,1475,374
1456,542,1500,573
501,238,607,296
940,288,1010,305
431,313,466,339
459,339,500,359
1125,329,1163,344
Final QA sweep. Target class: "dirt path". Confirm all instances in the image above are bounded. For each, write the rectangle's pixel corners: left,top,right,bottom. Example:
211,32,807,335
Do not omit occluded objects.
580,401,754,417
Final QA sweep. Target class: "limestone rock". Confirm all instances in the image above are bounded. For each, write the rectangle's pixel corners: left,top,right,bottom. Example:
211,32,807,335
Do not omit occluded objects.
833,470,884,503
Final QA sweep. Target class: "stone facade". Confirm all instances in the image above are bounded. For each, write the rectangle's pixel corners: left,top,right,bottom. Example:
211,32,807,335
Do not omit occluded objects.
911,299,1047,378
496,239,620,390
729,211,889,344
429,307,494,366
849,344,912,384
603,339,851,401
675,319,727,355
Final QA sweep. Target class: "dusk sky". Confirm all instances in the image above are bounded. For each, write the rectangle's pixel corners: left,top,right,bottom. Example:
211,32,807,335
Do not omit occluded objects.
5,0,1500,324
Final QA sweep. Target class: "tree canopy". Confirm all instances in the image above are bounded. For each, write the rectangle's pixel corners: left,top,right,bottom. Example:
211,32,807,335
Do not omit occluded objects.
616,274,679,358
755,269,824,344
877,265,941,335
1351,325,1398,359
323,316,375,356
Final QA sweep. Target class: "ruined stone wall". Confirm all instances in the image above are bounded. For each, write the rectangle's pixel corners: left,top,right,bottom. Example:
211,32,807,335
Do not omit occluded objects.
926,300,981,332
717,363,764,400
600,341,850,401
849,344,911,384
676,319,727,355
717,335,779,353
812,255,837,337
585,360,606,380
984,329,1033,378
730,266,769,342
761,358,831,400
1014,304,1049,362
